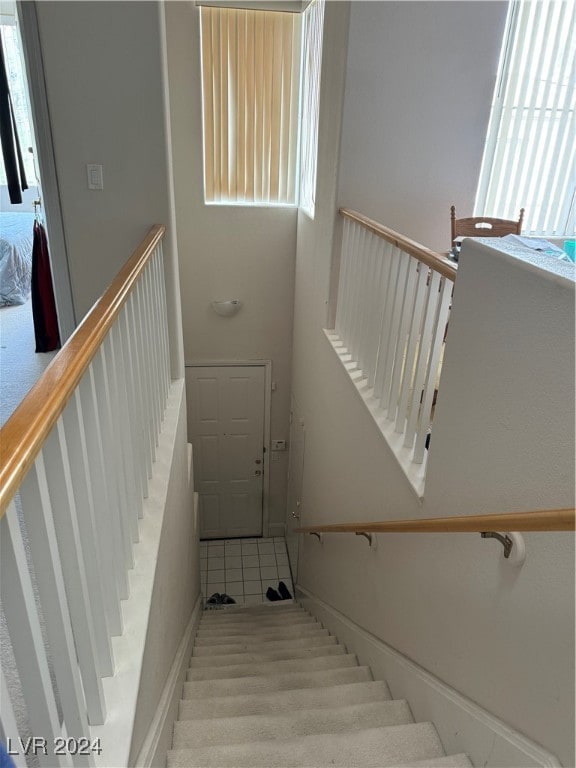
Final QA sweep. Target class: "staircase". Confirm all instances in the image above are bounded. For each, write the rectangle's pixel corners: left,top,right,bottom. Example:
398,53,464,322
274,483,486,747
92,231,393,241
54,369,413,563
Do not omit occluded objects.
167,601,471,767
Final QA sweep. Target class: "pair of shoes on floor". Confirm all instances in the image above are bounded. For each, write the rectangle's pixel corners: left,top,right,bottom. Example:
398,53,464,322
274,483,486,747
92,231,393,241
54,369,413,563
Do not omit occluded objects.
206,592,236,606
266,581,292,602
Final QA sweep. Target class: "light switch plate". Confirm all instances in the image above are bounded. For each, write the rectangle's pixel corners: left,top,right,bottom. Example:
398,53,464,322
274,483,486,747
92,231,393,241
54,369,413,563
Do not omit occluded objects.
271,439,286,451
87,164,103,190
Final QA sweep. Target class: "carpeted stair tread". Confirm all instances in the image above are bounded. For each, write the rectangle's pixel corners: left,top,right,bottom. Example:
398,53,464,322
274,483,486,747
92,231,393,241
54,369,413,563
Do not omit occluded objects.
183,665,374,699
196,619,320,638
172,699,414,748
192,633,336,656
197,615,318,633
188,643,345,668
193,625,329,645
179,679,392,720
166,722,445,767
187,653,358,681
200,608,308,625
201,600,297,616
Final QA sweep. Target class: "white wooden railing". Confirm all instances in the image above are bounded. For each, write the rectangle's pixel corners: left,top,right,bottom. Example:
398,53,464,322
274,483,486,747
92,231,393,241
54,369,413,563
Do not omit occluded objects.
0,226,171,766
329,209,457,494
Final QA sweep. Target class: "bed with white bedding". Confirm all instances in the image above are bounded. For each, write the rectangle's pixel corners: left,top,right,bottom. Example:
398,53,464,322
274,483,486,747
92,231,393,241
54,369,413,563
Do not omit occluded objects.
0,211,35,305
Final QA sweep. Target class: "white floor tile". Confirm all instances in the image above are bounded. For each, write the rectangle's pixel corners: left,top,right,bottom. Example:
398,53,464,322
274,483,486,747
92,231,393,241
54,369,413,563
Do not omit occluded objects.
278,565,291,579
242,555,259,568
243,566,260,581
207,569,225,584
225,568,243,582
258,542,274,554
241,543,258,555
274,542,286,553
225,581,244,596
208,544,225,556
205,582,225,595
244,594,263,605
260,565,278,580
273,537,285,542
259,553,275,567
244,580,263,595
207,557,225,570
224,544,241,557
276,553,289,566
225,555,242,569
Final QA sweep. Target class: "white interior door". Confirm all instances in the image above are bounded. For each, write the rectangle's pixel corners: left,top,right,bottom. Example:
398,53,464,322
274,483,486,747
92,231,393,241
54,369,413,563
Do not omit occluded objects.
187,366,266,539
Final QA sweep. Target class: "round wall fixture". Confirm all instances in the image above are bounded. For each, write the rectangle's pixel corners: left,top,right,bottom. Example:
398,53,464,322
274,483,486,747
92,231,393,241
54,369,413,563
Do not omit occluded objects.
211,299,242,317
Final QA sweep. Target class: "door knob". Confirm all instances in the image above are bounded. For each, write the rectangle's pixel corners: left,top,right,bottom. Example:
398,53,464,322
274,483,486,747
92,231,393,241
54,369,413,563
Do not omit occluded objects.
254,469,262,476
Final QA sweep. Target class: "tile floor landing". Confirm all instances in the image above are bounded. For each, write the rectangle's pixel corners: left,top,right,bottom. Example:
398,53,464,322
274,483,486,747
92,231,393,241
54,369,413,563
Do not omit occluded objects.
200,537,294,606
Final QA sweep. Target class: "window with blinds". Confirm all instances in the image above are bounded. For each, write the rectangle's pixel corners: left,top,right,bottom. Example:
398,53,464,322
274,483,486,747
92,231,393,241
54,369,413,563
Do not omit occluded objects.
475,0,575,236
299,0,324,218
199,6,301,205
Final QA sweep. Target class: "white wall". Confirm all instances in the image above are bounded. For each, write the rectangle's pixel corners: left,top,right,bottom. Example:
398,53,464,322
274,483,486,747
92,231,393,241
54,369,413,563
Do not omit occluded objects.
290,2,575,765
35,1,176,320
164,2,296,532
338,1,508,253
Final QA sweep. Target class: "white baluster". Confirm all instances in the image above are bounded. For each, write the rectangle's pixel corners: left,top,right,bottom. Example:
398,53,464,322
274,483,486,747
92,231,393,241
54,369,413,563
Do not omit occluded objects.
81,368,128,609
373,245,401,401
404,270,442,451
118,299,148,500
335,218,351,339
133,283,156,467
42,422,106,725
340,220,359,350
152,248,169,406
61,391,115,675
107,327,140,543
0,665,28,768
349,225,368,364
365,238,386,389
386,256,420,423
156,242,172,391
145,261,163,431
137,277,160,450
413,276,452,463
1,504,68,768
19,457,96,764
379,250,410,412
357,232,378,378
395,262,430,434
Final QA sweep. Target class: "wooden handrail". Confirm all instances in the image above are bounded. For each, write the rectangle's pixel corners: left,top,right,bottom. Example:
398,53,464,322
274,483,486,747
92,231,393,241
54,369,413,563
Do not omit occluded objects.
295,508,575,534
339,207,457,282
0,224,166,518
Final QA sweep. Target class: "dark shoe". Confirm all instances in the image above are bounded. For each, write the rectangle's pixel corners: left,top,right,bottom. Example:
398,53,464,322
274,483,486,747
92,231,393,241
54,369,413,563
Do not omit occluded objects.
278,581,292,600
206,593,221,604
266,587,281,601
220,593,236,604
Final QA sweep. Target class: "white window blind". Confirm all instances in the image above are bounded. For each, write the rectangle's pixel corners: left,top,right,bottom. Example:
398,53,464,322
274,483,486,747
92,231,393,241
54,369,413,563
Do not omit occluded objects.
475,0,576,236
200,6,301,205
299,0,324,218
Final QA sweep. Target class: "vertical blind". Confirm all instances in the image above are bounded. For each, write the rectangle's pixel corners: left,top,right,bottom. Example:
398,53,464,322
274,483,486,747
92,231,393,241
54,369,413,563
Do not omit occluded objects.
475,0,576,236
299,0,325,218
200,6,301,205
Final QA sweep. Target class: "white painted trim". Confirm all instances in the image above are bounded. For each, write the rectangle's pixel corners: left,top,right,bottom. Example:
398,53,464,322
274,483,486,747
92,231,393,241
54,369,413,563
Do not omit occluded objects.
296,585,562,768
185,360,272,537
89,380,186,768
17,2,76,341
134,593,203,768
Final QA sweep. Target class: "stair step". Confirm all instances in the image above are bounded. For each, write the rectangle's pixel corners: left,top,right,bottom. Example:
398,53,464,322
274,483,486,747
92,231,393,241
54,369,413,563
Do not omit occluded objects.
193,633,337,656
173,699,413,749
200,607,308,625
182,665,373,699
196,618,319,638
198,615,317,633
188,643,345,668
187,653,358,681
193,625,329,646
179,679,392,720
202,600,297,615
167,722,445,767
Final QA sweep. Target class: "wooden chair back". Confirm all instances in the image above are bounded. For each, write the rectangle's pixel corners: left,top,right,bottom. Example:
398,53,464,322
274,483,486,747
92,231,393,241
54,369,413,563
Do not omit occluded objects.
450,205,524,246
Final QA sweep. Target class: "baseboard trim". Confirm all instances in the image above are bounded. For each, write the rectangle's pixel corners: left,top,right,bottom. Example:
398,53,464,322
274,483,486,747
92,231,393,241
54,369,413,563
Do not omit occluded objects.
297,586,562,768
134,592,203,768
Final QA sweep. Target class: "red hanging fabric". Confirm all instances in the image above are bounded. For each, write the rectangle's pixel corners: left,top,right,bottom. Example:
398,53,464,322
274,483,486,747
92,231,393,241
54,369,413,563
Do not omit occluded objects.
31,220,61,352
